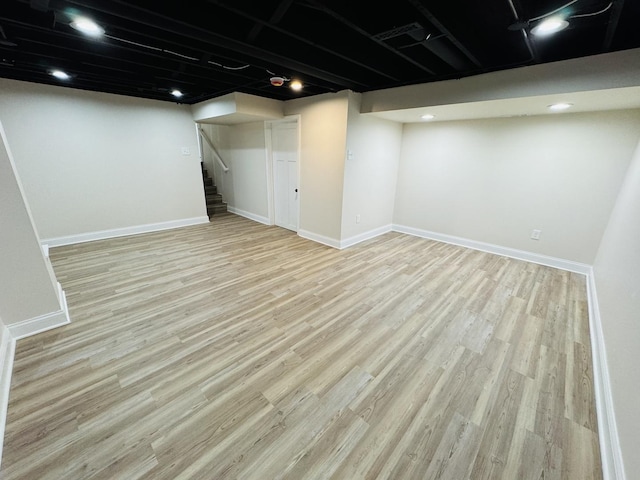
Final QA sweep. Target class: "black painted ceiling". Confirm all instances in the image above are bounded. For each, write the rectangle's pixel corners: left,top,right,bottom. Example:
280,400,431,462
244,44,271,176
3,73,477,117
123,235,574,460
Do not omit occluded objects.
0,0,638,105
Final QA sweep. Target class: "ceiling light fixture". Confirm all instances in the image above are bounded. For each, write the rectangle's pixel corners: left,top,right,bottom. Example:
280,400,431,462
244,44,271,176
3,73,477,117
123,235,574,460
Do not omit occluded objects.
531,16,569,36
70,17,105,37
268,72,302,89
50,69,70,80
171,89,183,98
270,76,286,87
548,102,573,111
421,114,436,120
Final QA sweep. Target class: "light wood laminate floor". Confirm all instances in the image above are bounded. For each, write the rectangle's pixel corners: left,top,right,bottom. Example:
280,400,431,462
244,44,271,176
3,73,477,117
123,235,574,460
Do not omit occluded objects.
2,214,602,479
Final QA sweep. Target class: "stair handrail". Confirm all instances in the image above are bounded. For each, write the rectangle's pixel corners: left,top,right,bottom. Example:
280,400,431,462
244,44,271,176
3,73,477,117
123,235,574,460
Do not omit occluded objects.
198,127,229,172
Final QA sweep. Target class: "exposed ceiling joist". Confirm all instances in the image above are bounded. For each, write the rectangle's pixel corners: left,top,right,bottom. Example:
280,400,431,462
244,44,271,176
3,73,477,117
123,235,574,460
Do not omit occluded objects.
54,0,365,89
206,0,400,82
405,0,483,69
0,0,637,104
301,0,435,76
246,0,294,43
603,0,625,51
506,0,540,63
29,0,49,12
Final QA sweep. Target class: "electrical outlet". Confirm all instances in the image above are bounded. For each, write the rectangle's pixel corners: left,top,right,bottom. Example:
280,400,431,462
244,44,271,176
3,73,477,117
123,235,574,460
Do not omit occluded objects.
181,147,191,155
531,229,541,240
356,214,361,224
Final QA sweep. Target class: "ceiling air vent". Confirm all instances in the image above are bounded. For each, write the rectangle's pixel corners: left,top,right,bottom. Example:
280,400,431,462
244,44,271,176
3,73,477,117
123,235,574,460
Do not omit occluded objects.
372,22,425,41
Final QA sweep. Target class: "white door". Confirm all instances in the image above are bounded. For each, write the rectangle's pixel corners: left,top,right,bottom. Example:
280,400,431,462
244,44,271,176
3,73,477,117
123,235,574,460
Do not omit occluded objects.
272,122,299,231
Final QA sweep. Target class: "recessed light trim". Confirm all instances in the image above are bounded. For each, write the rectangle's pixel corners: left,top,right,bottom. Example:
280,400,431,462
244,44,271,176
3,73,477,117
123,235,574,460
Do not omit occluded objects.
531,16,569,36
50,69,70,80
290,80,303,91
171,89,183,98
548,102,573,111
421,114,435,120
70,17,105,37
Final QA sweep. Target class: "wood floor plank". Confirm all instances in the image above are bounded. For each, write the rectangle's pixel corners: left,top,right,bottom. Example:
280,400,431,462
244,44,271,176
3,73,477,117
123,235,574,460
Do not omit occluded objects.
422,412,483,480
1,214,602,479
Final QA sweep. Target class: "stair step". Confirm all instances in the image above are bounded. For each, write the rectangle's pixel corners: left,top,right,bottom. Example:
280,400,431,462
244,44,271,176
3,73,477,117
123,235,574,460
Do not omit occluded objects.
201,162,225,216
207,203,227,215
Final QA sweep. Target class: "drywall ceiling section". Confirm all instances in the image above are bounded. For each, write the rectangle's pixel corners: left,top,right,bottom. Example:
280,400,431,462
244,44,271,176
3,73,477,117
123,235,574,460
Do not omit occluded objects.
192,92,283,125
361,48,640,122
368,86,640,123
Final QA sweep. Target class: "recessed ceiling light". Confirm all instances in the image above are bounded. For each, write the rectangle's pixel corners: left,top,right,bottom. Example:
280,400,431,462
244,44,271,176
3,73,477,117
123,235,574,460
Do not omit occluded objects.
548,103,573,111
50,69,70,80
70,17,105,37
171,89,183,98
290,80,303,91
531,16,569,36
421,114,435,120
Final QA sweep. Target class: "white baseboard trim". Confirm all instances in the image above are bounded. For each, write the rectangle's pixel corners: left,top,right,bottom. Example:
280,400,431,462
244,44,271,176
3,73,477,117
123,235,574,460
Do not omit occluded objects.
586,270,625,480
41,216,210,248
7,309,70,341
0,288,70,468
227,207,270,226
340,225,392,249
298,229,341,249
7,287,71,341
0,325,16,469
392,224,591,274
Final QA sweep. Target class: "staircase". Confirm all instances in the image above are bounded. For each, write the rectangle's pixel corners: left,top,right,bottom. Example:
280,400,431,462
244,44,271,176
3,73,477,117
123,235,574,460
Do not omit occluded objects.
201,163,227,218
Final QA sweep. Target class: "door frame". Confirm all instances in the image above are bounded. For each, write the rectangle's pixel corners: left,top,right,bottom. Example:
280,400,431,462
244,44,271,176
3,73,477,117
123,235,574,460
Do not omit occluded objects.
265,115,301,229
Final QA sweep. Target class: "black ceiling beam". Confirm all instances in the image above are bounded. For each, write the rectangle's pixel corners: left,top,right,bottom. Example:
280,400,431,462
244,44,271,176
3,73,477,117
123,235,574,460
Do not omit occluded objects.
2,12,346,97
2,22,250,87
0,68,174,101
301,0,435,76
206,0,400,82
405,0,483,69
3,3,260,79
6,37,249,97
188,79,301,105
29,0,50,12
603,0,625,51
52,0,364,90
102,28,251,78
505,0,539,63
2,46,293,104
5,57,160,95
246,0,294,43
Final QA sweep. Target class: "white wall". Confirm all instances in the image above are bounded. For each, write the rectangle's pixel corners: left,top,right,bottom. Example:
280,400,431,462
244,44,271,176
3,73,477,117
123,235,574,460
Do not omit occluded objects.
341,92,402,242
284,92,349,242
394,110,640,264
1,120,71,467
224,122,269,220
0,78,206,241
0,121,61,325
592,138,640,479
